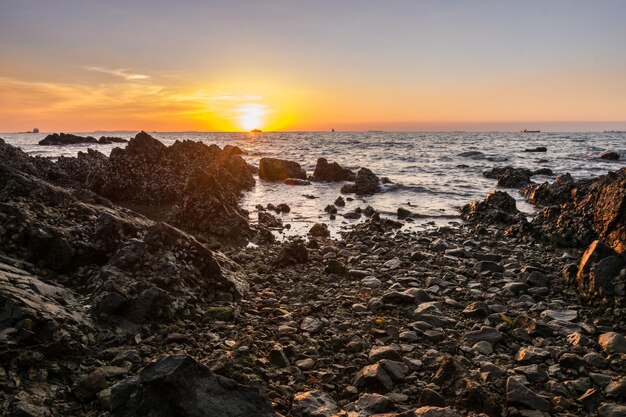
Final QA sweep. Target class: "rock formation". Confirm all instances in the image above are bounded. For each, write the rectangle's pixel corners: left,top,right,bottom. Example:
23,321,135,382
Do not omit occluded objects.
259,157,306,181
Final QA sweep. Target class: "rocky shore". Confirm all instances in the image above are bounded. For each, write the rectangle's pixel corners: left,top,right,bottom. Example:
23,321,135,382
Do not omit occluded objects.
0,133,624,417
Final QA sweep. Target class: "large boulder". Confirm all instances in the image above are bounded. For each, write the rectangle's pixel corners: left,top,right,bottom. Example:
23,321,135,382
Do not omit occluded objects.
39,133,99,146
110,355,277,417
312,158,355,182
259,157,306,181
576,240,625,304
341,168,381,195
460,191,526,226
521,173,577,206
531,168,626,251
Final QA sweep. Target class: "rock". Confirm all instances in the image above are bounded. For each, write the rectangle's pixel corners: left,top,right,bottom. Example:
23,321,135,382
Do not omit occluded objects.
259,157,306,181
530,167,626,252
301,317,323,333
39,132,100,146
110,355,276,417
524,147,547,152
410,407,463,417
325,259,346,275
461,190,526,226
353,393,395,414
309,223,330,238
576,240,625,302
398,207,413,219
599,150,620,160
598,403,626,417
605,377,626,400
369,345,404,362
284,178,311,186
334,196,346,207
362,276,382,288
259,211,283,228
269,345,290,367
324,204,337,214
379,359,409,381
274,240,309,266
340,168,381,195
98,136,129,144
540,309,577,322
354,364,394,393
464,326,503,345
506,376,551,411
598,332,626,354
312,158,356,182
292,390,339,417
516,346,551,364
223,144,247,155
521,173,576,206
382,291,415,305
483,166,533,188
462,301,489,318
474,260,504,273
76,369,108,401
419,388,446,407
473,341,493,355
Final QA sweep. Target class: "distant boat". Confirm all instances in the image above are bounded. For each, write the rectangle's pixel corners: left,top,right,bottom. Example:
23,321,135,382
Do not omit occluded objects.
250,129,262,133
521,129,540,133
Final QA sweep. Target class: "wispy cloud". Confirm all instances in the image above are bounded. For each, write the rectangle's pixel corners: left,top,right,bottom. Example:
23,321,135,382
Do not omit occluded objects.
85,66,149,81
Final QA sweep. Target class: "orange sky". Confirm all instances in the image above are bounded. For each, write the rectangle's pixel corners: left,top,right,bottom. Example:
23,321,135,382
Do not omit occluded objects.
1,1,626,132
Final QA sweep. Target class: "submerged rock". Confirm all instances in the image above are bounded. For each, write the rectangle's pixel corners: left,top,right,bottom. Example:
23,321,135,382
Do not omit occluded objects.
110,355,276,417
483,166,533,188
259,157,306,181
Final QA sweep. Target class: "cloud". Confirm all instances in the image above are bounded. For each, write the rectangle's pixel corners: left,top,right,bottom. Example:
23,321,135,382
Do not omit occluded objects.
85,66,149,81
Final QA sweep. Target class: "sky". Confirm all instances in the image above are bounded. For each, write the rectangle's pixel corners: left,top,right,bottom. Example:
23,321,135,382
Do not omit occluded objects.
1,0,626,132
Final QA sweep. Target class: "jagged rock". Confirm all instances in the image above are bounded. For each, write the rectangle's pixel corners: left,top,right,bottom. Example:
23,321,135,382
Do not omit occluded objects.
460,191,526,226
259,211,283,228
312,158,356,182
0,260,91,348
274,240,309,266
351,393,396,415
521,173,576,206
110,355,276,417
39,133,99,145
464,326,503,345
531,168,626,251
599,403,626,417
483,167,532,188
524,147,547,152
292,390,339,417
599,150,620,160
259,157,306,181
598,332,626,354
341,168,381,195
354,364,394,393
223,144,247,155
506,376,551,411
576,240,625,302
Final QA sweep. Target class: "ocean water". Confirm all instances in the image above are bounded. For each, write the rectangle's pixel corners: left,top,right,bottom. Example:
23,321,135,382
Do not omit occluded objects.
2,131,625,237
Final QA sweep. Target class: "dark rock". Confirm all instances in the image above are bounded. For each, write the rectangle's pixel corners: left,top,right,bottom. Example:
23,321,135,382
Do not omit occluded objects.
521,173,576,206
506,376,551,411
464,326,502,345
269,345,290,368
274,240,309,266
284,178,311,186
606,377,626,400
259,157,306,181
524,146,547,152
75,369,108,401
324,204,337,214
312,158,356,182
576,240,625,302
98,136,129,144
259,211,283,228
474,260,504,273
460,191,526,226
354,364,394,393
599,150,620,160
483,167,532,188
292,390,339,417
223,144,247,155
598,332,626,354
39,133,99,146
530,168,626,251
353,393,396,414
309,223,330,238
369,345,404,362
398,207,413,219
334,196,345,207
110,355,276,417
419,388,446,407
341,168,381,195
324,259,346,275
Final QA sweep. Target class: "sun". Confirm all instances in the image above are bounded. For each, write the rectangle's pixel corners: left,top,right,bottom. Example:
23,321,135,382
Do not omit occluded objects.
237,104,266,131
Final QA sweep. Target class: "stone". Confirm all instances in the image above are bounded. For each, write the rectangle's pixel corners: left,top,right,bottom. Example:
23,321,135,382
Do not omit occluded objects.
284,178,311,186
598,403,626,417
353,393,395,414
369,345,404,362
312,158,355,182
516,346,551,364
473,341,493,355
461,190,525,226
474,261,504,273
292,390,339,417
340,168,381,195
462,301,489,318
382,291,415,305
464,326,503,345
76,369,108,401
598,332,626,354
259,157,306,181
110,355,276,417
309,223,330,238
599,150,620,160
540,309,578,322
398,207,413,219
269,346,290,368
506,376,551,411
301,317,323,333
605,377,626,400
354,364,394,393
362,276,383,288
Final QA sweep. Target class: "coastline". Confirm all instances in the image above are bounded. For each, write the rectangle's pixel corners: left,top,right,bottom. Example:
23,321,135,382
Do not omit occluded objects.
0,133,624,416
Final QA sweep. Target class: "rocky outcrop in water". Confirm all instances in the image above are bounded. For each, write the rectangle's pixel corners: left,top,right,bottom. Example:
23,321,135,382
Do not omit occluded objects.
259,157,306,181
521,173,578,206
531,168,626,251
483,167,533,188
460,190,526,226
39,133,128,145
341,167,381,195
312,157,356,182
110,355,276,417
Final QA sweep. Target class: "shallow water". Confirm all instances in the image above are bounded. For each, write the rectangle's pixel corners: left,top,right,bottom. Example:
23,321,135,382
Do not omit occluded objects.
3,131,625,237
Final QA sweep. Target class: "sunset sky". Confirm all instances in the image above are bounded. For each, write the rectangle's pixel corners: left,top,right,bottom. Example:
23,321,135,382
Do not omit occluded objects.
1,0,626,132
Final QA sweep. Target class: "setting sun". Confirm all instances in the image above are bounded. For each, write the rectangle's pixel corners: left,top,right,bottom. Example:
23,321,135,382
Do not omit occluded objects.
237,104,267,131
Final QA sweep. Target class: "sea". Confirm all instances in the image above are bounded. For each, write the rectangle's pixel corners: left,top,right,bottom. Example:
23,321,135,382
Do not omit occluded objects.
2,131,625,237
